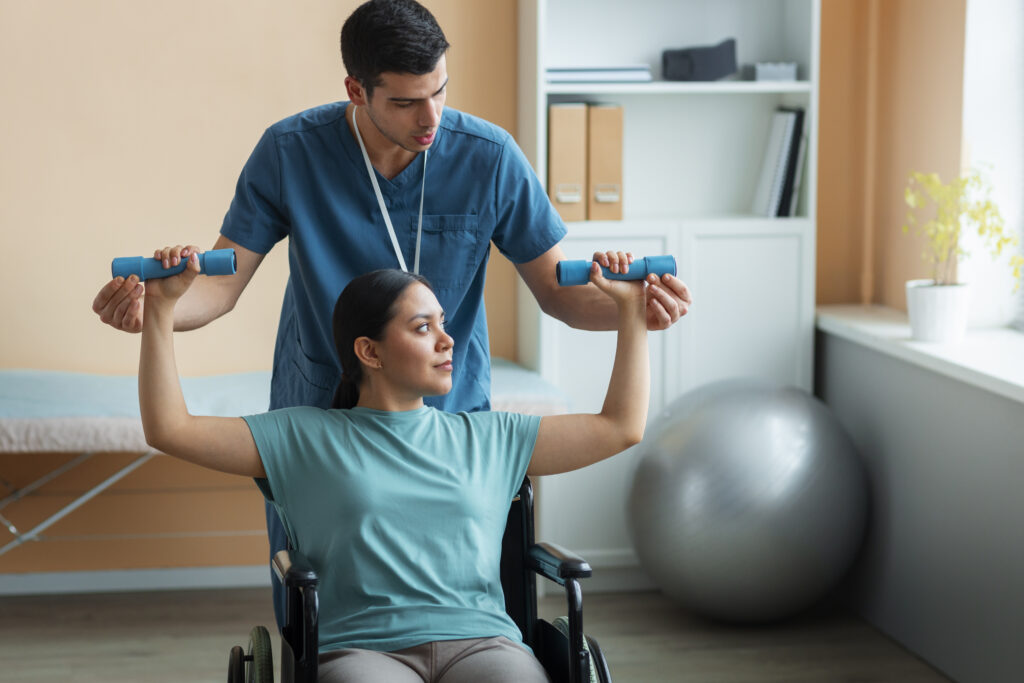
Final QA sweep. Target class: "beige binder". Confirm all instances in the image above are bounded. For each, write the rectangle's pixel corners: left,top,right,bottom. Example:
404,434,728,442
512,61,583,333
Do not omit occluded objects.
547,103,588,222
587,104,623,221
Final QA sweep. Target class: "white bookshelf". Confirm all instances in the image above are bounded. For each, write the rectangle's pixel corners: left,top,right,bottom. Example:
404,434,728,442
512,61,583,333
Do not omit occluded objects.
516,0,821,591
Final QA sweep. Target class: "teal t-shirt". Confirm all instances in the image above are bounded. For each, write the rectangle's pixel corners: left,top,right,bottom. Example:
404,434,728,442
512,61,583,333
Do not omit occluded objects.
242,405,541,653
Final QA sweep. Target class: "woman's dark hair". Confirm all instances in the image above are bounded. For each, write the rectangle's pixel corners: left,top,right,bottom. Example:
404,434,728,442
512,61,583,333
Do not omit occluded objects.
332,269,432,409
340,0,450,98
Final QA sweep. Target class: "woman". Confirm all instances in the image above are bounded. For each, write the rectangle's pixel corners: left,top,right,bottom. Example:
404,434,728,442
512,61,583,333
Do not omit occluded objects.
138,255,649,682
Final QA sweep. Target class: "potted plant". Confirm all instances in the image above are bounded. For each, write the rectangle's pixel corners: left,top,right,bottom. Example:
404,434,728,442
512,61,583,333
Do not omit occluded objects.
902,169,1022,342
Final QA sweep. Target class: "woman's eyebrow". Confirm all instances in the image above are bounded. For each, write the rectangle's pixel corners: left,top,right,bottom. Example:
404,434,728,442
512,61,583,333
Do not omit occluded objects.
406,309,445,323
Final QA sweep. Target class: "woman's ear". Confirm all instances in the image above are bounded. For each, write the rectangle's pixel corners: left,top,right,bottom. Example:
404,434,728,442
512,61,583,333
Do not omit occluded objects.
353,336,381,370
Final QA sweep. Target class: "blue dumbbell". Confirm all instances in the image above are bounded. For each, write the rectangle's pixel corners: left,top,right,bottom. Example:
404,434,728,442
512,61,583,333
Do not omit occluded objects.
556,255,676,286
111,249,237,281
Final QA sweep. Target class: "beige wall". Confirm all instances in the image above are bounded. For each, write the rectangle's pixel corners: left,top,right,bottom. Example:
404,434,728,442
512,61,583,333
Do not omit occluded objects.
817,0,967,307
870,0,966,307
0,0,517,574
0,0,518,376
817,0,870,304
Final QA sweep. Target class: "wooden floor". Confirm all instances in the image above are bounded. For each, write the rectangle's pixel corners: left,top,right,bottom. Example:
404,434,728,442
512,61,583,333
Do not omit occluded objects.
0,588,952,682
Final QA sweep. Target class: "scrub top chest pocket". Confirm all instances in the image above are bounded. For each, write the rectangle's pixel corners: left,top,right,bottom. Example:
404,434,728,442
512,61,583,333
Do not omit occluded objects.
414,214,483,291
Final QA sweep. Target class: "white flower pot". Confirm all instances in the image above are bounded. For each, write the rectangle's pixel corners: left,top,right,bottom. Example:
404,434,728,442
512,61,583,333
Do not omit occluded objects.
905,279,971,343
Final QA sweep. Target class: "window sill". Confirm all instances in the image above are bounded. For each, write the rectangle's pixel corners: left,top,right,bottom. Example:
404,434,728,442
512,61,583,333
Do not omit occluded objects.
816,305,1024,405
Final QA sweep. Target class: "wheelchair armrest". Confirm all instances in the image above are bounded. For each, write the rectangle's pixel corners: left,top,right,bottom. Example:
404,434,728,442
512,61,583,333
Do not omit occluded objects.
273,549,319,683
529,543,594,683
528,542,593,585
273,549,319,588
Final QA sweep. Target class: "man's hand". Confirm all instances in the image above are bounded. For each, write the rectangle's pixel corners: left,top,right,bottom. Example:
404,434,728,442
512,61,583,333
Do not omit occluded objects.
93,274,145,333
591,250,693,331
643,271,691,330
92,244,203,333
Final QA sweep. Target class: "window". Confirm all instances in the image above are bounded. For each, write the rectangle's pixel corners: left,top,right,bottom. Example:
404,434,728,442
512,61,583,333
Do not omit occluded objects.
960,0,1024,329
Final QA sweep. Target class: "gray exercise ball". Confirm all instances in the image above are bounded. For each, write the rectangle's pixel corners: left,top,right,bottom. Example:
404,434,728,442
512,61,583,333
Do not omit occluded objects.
628,379,868,623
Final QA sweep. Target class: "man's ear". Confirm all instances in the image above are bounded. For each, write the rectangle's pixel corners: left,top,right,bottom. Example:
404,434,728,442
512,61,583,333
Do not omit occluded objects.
353,336,380,369
345,76,369,106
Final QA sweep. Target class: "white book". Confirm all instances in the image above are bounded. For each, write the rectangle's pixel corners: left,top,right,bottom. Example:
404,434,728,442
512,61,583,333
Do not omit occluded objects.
751,111,795,216
546,65,652,82
768,112,797,217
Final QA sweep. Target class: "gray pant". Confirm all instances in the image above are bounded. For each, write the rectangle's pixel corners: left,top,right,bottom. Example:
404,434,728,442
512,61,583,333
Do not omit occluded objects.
318,636,552,683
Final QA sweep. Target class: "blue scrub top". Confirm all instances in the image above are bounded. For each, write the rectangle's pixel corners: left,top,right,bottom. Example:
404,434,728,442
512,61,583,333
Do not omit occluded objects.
220,102,566,413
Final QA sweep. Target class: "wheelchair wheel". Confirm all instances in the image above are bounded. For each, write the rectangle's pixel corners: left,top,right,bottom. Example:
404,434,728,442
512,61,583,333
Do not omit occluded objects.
246,625,274,683
228,645,245,683
586,635,612,683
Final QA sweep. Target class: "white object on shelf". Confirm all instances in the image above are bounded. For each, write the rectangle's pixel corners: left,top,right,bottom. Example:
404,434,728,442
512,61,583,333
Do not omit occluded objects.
751,110,795,216
755,62,798,81
546,65,652,82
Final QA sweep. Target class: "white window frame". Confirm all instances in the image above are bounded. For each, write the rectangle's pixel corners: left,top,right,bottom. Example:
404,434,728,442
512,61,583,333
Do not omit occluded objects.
960,0,1024,330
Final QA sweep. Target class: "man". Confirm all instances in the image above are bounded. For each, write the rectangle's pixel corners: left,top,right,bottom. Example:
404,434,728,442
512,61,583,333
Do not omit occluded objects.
92,0,690,625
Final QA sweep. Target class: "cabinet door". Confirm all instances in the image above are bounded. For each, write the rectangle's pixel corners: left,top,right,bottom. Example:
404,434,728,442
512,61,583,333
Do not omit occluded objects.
532,223,678,570
678,218,815,392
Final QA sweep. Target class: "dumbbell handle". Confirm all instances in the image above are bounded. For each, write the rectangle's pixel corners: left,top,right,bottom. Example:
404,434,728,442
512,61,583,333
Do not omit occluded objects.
111,249,237,281
556,255,676,286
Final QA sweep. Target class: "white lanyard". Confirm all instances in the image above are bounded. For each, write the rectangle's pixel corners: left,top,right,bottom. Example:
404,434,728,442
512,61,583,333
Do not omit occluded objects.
351,105,427,274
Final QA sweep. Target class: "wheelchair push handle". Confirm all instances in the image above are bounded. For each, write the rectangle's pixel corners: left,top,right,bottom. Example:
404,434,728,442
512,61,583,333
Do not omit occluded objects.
556,254,676,286
110,248,237,281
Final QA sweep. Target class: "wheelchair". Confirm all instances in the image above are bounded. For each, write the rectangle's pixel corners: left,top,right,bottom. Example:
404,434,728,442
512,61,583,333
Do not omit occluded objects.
228,478,612,682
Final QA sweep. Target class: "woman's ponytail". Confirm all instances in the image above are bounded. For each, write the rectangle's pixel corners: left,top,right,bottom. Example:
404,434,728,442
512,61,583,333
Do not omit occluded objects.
332,374,360,410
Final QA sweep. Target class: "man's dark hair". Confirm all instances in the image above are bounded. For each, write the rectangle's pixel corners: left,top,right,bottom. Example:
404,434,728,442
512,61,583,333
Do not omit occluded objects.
340,0,450,98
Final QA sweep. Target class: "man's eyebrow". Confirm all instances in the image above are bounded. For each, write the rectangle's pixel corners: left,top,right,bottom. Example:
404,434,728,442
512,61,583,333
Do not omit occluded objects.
389,78,449,103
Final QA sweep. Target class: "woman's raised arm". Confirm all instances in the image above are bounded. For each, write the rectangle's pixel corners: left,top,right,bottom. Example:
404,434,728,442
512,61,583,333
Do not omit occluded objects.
527,263,650,476
138,251,265,478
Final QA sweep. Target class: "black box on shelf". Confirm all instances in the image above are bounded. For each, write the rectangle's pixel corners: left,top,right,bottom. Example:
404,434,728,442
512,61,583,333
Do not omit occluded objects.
662,38,737,81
